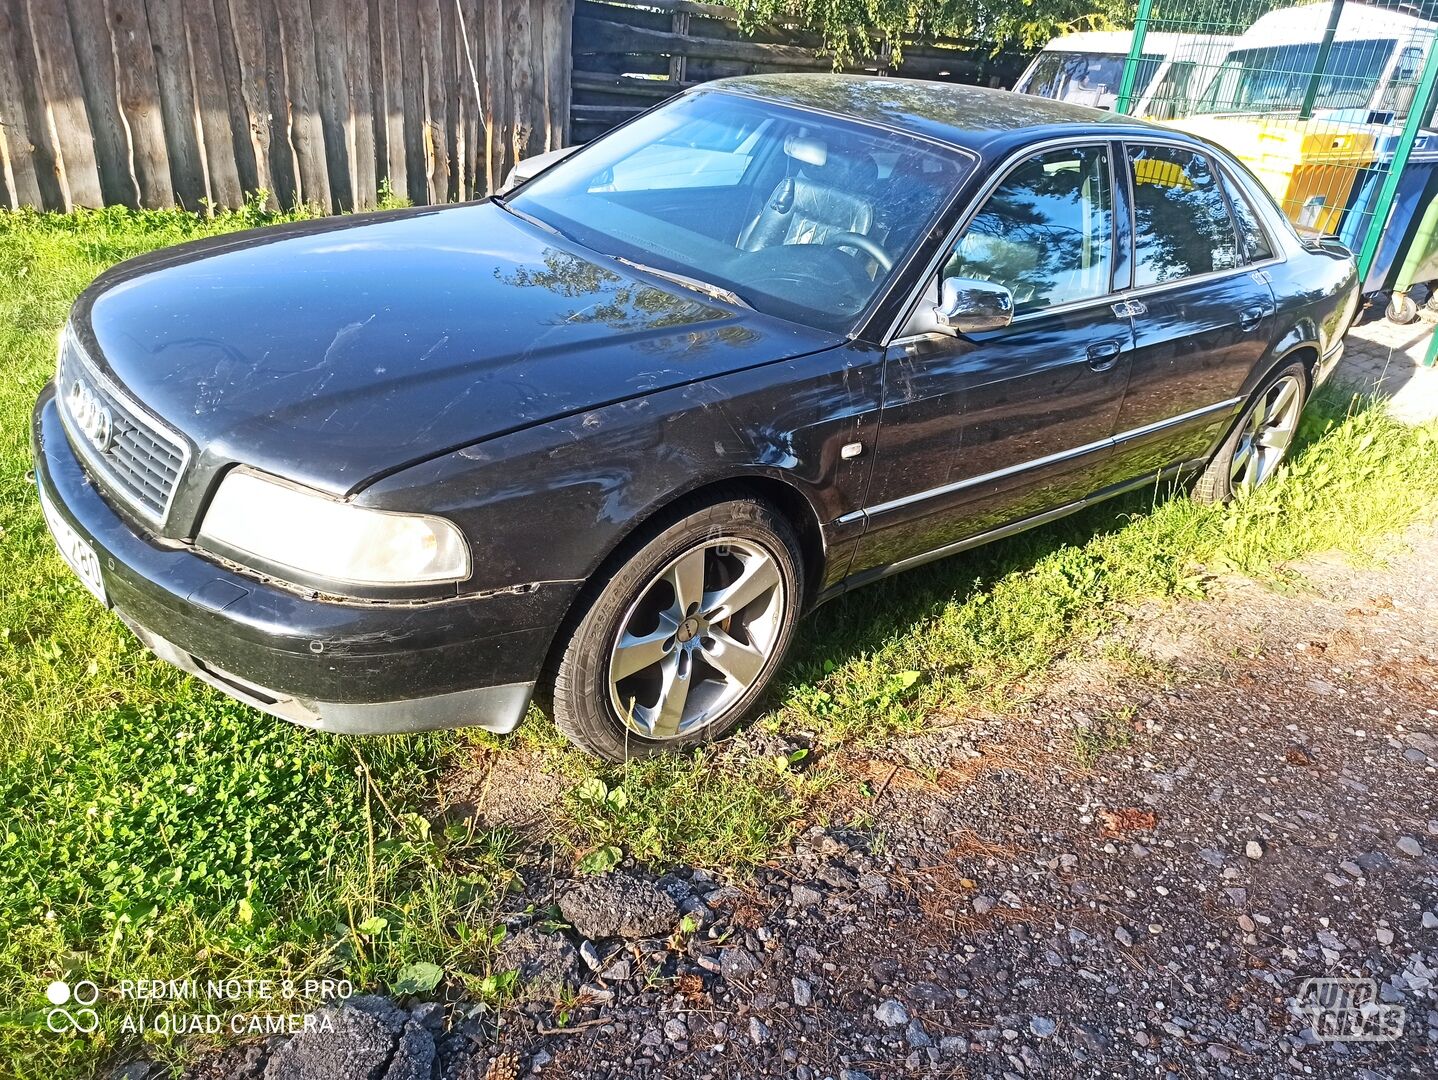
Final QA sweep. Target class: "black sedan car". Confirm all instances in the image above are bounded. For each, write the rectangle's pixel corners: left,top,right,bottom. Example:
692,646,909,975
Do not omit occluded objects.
32,75,1358,761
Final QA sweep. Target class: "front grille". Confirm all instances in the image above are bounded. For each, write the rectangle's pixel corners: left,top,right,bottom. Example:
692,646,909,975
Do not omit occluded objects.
56,326,189,524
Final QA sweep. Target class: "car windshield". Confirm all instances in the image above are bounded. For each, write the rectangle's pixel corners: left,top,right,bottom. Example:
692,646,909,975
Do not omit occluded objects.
506,92,972,332
1197,39,1398,113
1017,51,1161,110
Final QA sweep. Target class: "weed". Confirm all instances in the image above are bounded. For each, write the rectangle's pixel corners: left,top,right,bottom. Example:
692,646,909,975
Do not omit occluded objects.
1,206,1435,1076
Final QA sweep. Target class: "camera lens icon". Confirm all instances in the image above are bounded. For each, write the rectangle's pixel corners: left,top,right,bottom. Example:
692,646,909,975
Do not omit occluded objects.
45,980,99,1034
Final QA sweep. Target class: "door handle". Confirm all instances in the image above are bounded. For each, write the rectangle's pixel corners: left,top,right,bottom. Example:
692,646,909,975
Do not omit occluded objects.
1239,305,1273,331
1087,339,1124,372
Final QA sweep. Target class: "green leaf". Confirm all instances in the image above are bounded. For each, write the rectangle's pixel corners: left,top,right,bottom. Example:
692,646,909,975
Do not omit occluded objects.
605,786,629,810
574,777,609,803
392,961,444,995
356,916,388,936
576,844,621,874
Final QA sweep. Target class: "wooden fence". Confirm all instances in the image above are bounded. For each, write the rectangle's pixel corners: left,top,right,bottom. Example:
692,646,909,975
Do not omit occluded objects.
572,0,1034,143
0,0,574,213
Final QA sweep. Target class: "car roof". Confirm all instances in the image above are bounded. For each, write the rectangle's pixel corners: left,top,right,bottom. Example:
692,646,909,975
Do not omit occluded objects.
705,73,1175,157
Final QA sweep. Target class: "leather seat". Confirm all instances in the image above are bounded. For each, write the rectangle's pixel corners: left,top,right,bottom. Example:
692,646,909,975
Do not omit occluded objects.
738,155,876,253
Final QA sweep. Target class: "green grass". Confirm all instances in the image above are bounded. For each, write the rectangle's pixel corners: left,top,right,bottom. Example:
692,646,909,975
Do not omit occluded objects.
1,205,1436,1077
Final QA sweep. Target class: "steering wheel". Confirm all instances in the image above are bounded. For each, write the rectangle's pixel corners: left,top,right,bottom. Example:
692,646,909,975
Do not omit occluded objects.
822,232,894,271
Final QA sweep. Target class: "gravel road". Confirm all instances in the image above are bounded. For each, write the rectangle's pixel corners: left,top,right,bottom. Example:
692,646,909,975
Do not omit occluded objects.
162,525,1438,1080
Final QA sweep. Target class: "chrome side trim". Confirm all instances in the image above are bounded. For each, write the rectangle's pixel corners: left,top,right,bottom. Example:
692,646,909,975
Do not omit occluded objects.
839,396,1242,524
885,501,1084,575
838,433,1113,524
1110,396,1243,445
816,462,1197,605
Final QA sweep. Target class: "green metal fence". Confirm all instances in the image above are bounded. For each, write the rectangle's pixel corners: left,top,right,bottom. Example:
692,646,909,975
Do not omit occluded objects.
1114,0,1438,303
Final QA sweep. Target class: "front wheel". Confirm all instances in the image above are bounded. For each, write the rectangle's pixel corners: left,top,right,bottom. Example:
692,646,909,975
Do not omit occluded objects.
549,497,804,761
1193,362,1308,504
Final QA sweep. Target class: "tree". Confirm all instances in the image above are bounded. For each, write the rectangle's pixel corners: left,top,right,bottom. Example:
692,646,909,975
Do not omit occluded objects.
734,0,1137,64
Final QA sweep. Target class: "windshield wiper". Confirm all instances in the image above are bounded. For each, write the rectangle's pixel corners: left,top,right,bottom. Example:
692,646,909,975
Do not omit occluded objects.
495,198,574,243
614,257,751,309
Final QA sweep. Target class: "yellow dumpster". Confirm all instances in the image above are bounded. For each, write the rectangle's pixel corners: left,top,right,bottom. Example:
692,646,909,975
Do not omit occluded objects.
1169,115,1377,234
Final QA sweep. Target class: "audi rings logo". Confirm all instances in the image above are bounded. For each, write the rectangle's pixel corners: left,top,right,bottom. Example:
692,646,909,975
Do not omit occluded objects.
46,980,100,1034
67,377,114,454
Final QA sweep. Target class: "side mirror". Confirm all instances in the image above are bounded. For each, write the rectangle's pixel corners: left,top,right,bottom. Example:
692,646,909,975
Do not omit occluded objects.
933,276,1015,336
497,144,582,194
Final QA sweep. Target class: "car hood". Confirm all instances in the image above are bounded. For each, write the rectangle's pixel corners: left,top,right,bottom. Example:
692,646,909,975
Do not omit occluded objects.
75,202,842,496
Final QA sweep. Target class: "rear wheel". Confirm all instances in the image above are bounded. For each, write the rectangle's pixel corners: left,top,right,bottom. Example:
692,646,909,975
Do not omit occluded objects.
550,497,804,761
1194,362,1307,504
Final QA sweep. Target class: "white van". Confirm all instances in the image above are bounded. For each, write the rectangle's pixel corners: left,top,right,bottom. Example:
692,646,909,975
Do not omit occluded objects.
1013,30,1236,119
1194,2,1438,125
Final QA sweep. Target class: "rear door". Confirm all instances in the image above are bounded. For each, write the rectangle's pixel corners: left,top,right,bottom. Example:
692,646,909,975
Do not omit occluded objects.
1106,142,1277,481
850,141,1134,577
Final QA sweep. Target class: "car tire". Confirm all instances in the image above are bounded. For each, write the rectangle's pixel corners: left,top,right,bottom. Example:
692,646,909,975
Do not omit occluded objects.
1193,361,1308,504
549,496,805,761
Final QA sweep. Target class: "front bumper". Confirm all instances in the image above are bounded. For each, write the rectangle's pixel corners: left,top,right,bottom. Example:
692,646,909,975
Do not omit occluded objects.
31,385,575,735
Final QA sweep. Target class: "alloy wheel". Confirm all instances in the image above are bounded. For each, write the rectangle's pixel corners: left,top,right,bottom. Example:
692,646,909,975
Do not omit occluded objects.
607,537,786,740
1230,374,1304,493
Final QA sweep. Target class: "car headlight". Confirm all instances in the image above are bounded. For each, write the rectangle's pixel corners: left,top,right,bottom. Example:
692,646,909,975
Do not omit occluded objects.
198,469,470,588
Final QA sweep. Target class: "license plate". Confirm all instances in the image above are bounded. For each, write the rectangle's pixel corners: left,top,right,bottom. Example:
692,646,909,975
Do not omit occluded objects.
38,488,108,606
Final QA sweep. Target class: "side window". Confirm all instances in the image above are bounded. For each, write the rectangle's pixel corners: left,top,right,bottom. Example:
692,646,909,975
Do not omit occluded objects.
1128,145,1239,286
944,144,1114,315
1218,167,1274,263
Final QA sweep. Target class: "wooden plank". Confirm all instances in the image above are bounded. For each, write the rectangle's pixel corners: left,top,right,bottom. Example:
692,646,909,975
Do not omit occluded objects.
365,0,388,195
457,0,486,198
220,0,283,205
273,0,332,209
257,0,300,207
504,0,535,167
436,0,459,201
527,0,547,154
186,0,246,207
396,0,426,203
667,8,689,85
551,0,574,147
145,0,208,209
571,103,644,123
572,71,688,97
572,16,830,69
308,0,354,210
343,0,376,208
0,0,48,207
109,0,174,206
482,0,507,191
25,0,103,208
377,0,407,198
208,0,260,196
59,0,134,206
25,0,104,207
417,0,449,204
4,0,66,209
0,0,42,207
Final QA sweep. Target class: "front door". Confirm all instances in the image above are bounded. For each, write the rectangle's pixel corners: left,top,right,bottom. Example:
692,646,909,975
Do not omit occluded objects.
851,142,1133,577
